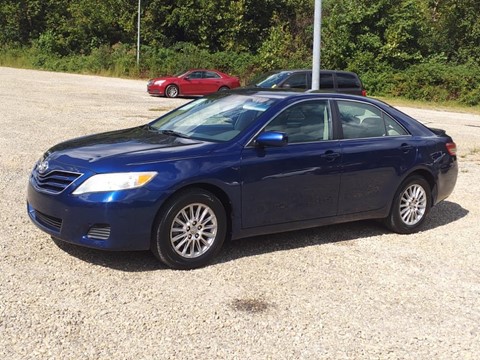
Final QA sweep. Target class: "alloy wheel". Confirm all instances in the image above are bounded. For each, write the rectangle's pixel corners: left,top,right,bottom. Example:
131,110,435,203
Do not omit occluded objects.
399,184,427,226
170,203,218,258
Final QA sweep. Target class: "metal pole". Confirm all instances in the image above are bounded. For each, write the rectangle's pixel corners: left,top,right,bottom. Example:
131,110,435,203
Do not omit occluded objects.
311,0,322,90
136,0,141,66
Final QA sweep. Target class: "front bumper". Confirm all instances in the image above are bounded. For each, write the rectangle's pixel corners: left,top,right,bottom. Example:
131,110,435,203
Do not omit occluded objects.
147,86,164,96
27,181,167,251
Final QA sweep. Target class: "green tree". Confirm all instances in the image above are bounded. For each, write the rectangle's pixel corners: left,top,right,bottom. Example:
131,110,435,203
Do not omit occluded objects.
425,0,480,64
322,0,427,72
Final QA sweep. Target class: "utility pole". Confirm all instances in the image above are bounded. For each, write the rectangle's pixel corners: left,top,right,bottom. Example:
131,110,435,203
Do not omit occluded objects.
311,0,322,90
137,0,141,66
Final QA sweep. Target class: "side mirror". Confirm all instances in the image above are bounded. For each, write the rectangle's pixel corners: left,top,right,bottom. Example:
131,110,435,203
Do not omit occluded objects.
256,132,288,147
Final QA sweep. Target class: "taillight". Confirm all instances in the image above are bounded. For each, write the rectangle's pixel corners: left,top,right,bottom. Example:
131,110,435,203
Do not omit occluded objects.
361,89,367,97
446,142,457,156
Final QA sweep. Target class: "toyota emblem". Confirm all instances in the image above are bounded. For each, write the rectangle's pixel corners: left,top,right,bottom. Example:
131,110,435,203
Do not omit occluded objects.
37,160,49,174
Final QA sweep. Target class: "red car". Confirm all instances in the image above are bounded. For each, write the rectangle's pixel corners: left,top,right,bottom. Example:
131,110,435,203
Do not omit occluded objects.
147,69,241,98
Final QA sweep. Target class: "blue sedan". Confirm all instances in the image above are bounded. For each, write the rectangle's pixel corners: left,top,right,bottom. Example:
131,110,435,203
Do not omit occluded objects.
27,90,458,269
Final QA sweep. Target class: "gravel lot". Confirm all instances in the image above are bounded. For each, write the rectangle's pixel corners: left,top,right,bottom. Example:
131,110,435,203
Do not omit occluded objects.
1,67,479,359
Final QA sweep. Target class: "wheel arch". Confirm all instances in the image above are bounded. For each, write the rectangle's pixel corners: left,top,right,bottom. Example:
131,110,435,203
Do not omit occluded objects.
402,168,436,204
151,182,233,242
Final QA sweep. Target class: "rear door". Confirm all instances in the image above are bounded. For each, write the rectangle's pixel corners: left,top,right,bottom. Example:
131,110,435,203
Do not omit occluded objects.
201,71,223,94
334,100,417,215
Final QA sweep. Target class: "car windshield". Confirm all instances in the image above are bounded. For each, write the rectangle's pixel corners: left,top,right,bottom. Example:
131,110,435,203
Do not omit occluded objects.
174,70,189,77
149,93,280,142
255,72,291,88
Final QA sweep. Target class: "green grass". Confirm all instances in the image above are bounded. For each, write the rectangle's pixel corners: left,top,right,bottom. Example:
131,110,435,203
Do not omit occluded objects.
461,146,480,158
374,96,480,115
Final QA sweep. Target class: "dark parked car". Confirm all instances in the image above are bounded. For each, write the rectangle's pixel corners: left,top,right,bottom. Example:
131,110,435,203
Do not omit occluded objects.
147,69,240,98
251,69,366,96
27,90,457,269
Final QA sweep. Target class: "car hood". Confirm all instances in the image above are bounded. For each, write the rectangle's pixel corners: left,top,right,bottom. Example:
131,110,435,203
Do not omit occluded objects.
150,76,180,82
44,125,210,171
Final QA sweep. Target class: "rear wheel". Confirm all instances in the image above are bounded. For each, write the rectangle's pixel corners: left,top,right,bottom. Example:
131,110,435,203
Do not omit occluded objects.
385,175,431,234
151,189,226,269
165,84,179,98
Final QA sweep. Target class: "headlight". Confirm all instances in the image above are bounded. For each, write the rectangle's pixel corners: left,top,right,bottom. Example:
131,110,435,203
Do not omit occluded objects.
154,80,166,86
72,172,157,195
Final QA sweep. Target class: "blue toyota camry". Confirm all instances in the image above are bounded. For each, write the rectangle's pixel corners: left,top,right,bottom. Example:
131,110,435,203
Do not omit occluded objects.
27,90,458,269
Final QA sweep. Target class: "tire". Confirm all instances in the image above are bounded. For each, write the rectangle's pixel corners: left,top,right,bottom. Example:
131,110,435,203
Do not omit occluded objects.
218,86,229,92
151,189,227,269
384,175,431,234
165,84,179,98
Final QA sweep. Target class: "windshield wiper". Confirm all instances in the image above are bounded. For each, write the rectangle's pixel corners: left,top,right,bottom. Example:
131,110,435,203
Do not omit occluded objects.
159,129,190,138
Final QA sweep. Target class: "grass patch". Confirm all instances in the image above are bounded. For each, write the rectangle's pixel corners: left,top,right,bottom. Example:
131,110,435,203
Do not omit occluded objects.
374,96,480,115
149,107,175,112
230,298,272,313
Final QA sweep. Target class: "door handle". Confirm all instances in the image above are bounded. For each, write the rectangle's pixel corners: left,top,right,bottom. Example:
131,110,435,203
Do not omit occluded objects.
321,151,341,161
399,144,414,153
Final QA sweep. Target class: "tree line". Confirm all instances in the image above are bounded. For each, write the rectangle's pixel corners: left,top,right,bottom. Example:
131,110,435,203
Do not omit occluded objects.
1,0,479,104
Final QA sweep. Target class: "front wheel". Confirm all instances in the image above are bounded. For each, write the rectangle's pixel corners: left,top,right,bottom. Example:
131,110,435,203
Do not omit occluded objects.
151,189,227,269
384,175,431,234
218,86,229,92
165,84,179,98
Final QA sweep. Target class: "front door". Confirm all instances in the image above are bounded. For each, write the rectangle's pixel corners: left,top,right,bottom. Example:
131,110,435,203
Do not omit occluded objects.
181,71,204,94
240,100,342,228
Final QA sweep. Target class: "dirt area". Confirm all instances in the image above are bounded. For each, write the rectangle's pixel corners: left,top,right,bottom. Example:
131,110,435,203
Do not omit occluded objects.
0,67,479,359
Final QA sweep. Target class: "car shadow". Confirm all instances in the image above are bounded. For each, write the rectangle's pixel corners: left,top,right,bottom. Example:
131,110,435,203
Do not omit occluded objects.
52,239,165,272
215,200,468,265
52,200,468,271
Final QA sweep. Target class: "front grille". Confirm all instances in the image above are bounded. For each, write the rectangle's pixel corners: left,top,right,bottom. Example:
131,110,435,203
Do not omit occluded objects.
87,225,111,240
35,210,62,231
32,170,82,194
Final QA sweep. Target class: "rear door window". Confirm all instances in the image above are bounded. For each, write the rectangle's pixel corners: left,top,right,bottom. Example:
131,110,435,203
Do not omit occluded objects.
320,73,334,90
337,101,386,139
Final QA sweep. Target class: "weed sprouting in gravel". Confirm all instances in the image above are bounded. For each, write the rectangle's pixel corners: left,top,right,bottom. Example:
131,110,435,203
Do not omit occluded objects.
230,298,272,314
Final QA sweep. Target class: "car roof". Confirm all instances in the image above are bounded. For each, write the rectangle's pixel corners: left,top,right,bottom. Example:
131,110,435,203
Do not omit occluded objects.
267,69,359,75
228,88,369,101
225,88,391,111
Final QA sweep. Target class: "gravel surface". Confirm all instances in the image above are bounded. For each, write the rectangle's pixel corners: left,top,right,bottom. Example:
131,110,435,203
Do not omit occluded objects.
1,67,479,359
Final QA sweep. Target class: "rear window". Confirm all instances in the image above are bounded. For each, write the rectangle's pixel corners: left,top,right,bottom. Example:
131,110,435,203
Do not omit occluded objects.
337,73,361,89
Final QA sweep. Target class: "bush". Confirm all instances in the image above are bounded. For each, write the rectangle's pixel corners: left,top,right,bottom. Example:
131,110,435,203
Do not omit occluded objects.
363,60,480,105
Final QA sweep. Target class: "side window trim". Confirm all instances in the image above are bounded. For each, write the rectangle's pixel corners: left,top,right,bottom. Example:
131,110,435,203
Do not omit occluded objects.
334,99,411,140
